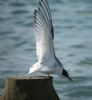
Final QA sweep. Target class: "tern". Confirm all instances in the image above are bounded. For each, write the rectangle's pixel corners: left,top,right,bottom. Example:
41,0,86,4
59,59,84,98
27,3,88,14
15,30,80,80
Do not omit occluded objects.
26,0,72,81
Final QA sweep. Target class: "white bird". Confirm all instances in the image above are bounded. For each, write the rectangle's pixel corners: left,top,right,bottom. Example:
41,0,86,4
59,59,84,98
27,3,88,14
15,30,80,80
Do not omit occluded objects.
26,0,72,81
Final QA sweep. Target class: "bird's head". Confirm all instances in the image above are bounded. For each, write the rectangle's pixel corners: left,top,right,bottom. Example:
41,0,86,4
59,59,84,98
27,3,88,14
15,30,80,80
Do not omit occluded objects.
62,69,73,81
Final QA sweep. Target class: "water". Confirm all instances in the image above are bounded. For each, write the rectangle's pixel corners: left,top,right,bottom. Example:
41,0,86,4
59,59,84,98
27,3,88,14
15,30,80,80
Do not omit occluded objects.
0,0,92,99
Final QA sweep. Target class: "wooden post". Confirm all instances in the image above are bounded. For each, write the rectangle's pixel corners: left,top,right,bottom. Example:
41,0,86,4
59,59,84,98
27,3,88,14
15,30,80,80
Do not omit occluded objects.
2,76,60,100
0,96,3,100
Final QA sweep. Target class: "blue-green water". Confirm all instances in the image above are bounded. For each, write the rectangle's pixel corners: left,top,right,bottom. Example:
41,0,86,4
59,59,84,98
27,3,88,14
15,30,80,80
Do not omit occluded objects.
0,0,92,99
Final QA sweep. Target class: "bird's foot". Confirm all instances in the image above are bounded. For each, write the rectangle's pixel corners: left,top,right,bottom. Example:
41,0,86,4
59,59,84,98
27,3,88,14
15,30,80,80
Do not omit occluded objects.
48,74,51,77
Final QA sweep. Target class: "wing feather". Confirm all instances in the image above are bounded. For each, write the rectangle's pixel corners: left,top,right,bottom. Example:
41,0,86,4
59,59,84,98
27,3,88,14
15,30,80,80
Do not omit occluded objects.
38,0,54,39
34,0,55,63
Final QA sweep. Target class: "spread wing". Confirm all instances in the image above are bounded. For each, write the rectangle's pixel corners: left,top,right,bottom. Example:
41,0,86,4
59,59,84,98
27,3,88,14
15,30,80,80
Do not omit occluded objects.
34,0,55,63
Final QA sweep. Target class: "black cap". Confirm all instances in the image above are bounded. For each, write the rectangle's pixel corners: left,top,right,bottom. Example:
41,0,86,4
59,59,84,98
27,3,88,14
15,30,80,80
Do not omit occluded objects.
62,69,73,81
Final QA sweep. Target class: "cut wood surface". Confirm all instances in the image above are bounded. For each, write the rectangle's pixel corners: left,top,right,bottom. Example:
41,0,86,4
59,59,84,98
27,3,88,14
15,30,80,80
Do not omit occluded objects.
2,76,60,100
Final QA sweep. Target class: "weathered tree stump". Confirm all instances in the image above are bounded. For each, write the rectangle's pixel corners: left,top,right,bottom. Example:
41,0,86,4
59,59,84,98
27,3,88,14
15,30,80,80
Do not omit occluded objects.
0,96,3,100
2,76,60,100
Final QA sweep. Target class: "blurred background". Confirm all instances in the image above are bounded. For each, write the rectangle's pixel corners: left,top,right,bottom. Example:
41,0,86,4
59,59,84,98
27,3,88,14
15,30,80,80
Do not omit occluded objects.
0,0,92,100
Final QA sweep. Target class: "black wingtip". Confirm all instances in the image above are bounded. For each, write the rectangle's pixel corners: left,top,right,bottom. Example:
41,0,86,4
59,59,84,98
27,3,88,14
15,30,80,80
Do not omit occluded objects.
34,10,37,14
34,10,37,21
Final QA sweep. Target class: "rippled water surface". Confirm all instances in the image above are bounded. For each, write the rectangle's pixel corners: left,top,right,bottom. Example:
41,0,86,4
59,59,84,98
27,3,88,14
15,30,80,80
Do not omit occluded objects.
0,0,92,100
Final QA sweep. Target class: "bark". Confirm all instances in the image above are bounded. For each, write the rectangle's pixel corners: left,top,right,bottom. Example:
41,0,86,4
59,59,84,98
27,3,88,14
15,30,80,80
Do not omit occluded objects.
2,76,60,100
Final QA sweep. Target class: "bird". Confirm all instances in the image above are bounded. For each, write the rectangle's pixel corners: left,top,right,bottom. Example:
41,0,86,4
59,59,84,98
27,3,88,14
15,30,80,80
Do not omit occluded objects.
26,0,72,81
